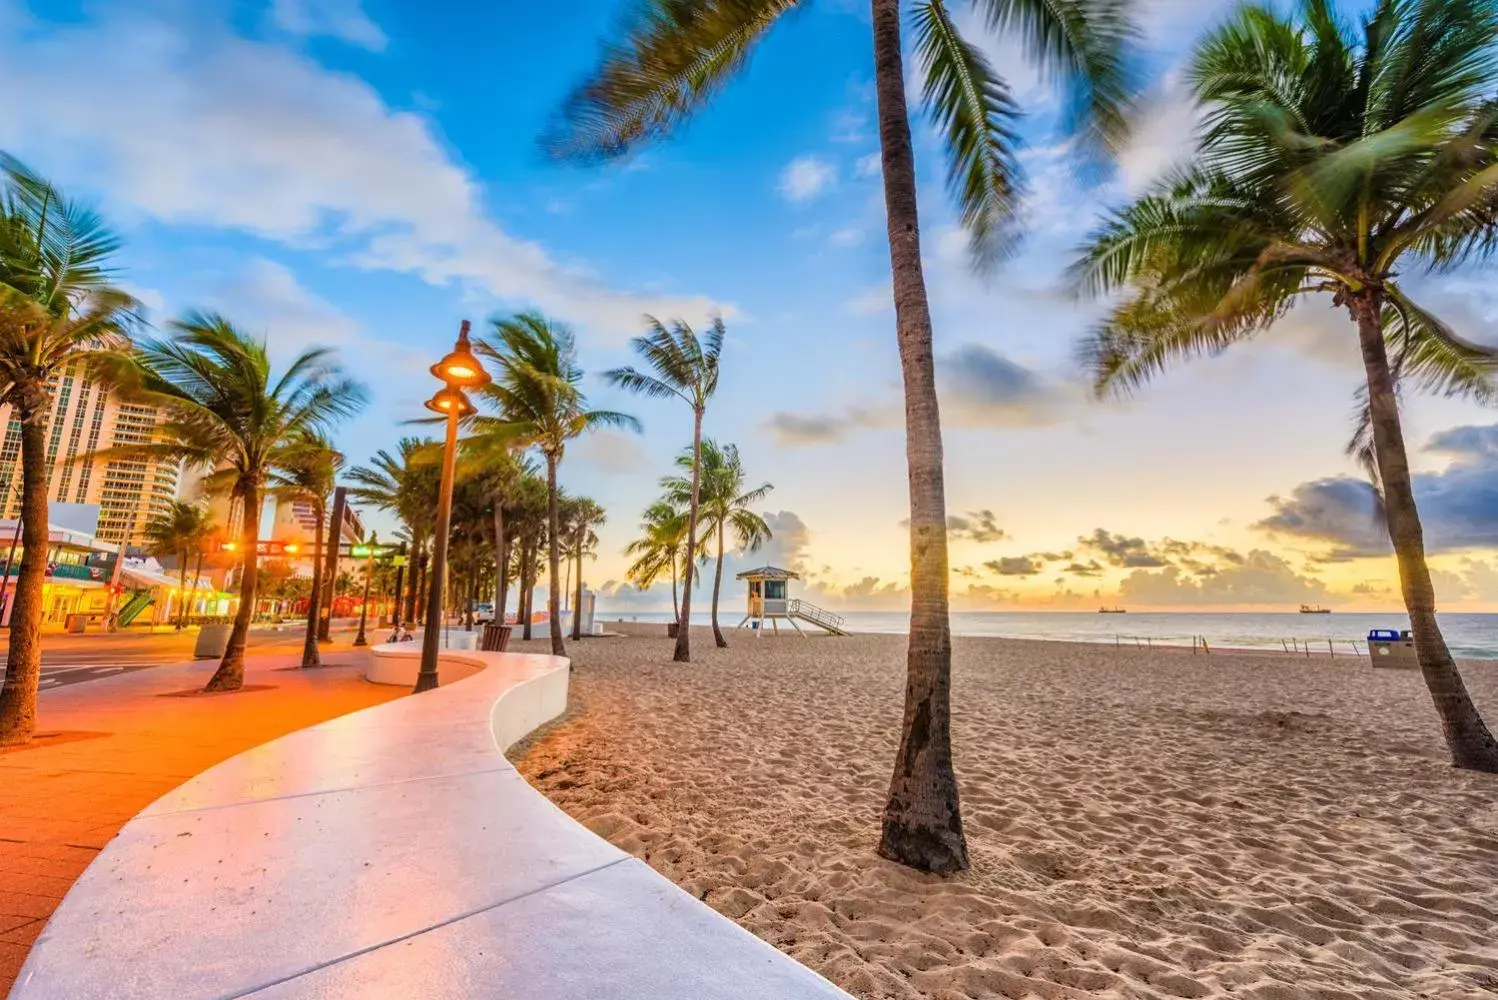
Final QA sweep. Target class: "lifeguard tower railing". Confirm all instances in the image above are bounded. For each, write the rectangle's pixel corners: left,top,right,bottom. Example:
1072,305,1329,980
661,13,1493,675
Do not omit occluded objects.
787,599,846,635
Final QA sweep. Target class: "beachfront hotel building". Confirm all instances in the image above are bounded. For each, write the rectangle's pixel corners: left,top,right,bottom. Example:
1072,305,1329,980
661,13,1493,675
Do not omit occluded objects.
0,361,182,544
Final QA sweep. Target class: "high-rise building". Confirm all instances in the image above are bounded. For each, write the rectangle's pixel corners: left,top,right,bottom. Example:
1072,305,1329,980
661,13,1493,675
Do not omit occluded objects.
0,361,182,544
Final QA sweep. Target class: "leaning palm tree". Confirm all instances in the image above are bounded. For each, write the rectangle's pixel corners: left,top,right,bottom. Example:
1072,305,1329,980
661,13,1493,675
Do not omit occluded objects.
625,499,689,621
665,440,773,648
475,312,639,656
268,433,343,668
546,0,1140,872
0,156,139,745
142,501,213,630
1074,0,1498,771
604,317,723,663
109,315,366,692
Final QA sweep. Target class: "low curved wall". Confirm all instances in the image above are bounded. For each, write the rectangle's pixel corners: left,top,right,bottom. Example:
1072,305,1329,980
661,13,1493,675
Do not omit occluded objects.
10,646,850,1000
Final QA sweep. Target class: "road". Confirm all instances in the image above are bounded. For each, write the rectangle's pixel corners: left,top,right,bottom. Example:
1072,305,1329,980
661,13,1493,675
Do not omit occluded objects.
1,624,368,691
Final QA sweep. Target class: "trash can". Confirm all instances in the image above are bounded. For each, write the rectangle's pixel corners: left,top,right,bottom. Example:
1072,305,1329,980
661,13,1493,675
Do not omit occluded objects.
65,613,88,634
666,622,679,639
1368,629,1417,668
194,623,233,660
481,623,512,652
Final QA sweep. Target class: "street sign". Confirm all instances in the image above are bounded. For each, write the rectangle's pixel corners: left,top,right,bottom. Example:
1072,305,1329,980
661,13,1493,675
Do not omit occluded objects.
349,544,399,559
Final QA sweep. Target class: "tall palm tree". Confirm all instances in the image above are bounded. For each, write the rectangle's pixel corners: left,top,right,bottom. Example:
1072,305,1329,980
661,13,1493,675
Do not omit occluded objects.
564,496,608,641
268,433,343,668
604,317,723,663
625,499,689,621
142,501,213,630
110,315,366,692
0,156,139,745
348,438,440,627
665,440,773,648
1074,0,1498,772
475,312,639,656
546,0,1139,872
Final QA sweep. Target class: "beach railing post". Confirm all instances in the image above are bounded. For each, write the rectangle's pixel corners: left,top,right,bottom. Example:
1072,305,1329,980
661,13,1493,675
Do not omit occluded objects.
1328,638,1334,657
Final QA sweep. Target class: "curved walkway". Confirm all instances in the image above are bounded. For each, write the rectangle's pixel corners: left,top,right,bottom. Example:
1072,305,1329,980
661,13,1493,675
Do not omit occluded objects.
11,645,851,999
0,653,400,994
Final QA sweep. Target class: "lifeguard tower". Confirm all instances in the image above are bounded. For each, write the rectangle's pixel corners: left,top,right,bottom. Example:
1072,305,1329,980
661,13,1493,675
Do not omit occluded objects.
735,566,847,635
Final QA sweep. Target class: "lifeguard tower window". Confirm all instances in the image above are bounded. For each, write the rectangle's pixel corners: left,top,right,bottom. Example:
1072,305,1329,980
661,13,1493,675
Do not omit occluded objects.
765,580,787,601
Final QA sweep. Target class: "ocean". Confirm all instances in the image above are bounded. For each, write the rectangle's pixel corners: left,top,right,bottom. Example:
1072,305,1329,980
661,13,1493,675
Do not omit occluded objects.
599,609,1498,659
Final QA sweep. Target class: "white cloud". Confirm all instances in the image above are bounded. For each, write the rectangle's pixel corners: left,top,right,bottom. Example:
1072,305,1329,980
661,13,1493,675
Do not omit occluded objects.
854,153,882,179
0,7,733,344
270,0,387,51
828,226,864,248
778,156,837,202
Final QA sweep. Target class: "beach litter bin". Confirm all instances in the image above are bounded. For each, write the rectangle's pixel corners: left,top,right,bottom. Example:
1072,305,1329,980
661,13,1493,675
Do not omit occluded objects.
481,623,511,652
65,613,88,634
194,623,233,660
1368,629,1417,668
666,622,679,639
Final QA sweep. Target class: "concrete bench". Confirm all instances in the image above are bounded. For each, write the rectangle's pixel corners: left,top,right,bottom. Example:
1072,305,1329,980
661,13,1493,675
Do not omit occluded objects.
11,645,851,999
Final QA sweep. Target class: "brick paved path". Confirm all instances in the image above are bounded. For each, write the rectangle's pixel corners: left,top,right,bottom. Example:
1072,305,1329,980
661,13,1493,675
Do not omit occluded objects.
0,654,401,994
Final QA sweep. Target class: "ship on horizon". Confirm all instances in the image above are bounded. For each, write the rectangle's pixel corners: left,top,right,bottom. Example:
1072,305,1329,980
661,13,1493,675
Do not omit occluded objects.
1098,607,1127,614
1299,605,1332,614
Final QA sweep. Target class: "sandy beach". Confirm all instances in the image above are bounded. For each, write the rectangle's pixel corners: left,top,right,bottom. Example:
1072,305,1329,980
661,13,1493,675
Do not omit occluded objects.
510,625,1498,1000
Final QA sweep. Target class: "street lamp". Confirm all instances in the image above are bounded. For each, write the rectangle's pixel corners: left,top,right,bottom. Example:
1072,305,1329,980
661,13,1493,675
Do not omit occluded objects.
416,321,489,694
352,535,377,647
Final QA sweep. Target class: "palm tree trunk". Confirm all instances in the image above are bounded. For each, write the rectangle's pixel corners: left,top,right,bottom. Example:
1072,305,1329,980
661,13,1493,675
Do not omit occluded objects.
176,549,190,630
521,537,534,641
870,0,967,875
0,391,52,745
209,481,260,692
301,504,324,668
1355,295,1498,771
711,520,727,648
572,533,585,642
545,452,566,656
405,538,423,626
670,551,679,622
675,407,703,663
492,503,506,620
188,549,204,626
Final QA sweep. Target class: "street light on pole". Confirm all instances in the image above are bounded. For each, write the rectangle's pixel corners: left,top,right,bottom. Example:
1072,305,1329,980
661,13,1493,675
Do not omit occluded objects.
415,321,489,694
352,533,378,647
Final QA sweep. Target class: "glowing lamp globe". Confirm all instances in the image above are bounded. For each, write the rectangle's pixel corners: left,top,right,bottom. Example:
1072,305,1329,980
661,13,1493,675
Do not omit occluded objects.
430,320,491,389
425,386,475,418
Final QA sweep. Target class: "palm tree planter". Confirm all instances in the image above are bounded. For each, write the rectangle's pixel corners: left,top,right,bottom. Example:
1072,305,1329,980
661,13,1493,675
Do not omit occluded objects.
545,0,1139,873
1074,0,1498,772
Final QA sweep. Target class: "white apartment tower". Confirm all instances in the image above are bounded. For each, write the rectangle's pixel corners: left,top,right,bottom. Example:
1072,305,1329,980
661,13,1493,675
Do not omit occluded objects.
0,361,181,543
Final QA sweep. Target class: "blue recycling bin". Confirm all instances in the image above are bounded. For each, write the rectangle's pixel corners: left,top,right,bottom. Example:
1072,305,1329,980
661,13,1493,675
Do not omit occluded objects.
1368,629,1417,668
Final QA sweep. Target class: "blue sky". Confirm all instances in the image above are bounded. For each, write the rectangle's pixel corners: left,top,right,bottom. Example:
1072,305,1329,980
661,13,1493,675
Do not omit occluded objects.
3,0,1496,611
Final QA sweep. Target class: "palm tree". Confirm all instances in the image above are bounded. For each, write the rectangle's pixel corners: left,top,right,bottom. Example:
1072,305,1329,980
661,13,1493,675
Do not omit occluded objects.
546,0,1139,873
475,312,639,656
348,438,440,627
268,434,343,668
665,440,773,647
625,499,689,621
111,315,366,692
1074,0,1498,771
604,317,723,663
564,497,608,641
0,156,139,745
142,501,213,630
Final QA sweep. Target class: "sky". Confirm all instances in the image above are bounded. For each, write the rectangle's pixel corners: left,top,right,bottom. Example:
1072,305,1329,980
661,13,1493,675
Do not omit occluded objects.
1,0,1496,613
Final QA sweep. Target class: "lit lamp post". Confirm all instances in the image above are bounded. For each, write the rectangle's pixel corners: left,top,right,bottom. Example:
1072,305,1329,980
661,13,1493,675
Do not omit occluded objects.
351,533,377,647
416,321,489,694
